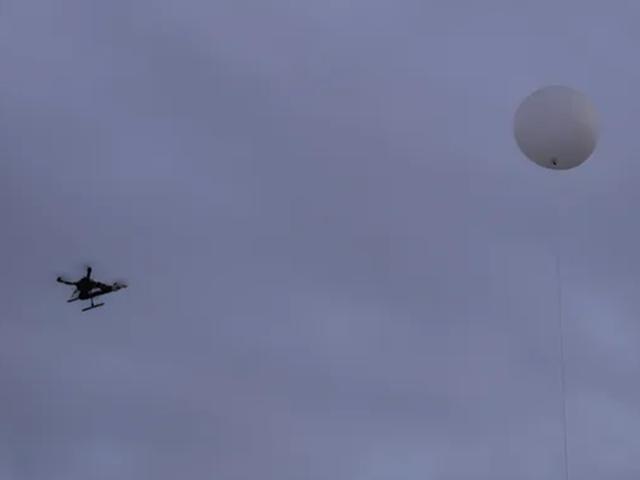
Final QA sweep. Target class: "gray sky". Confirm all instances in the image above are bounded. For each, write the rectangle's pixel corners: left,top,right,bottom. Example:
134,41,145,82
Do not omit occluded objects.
2,1,640,478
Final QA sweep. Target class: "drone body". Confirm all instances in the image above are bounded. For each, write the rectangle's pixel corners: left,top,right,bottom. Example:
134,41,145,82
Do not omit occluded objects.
57,266,127,312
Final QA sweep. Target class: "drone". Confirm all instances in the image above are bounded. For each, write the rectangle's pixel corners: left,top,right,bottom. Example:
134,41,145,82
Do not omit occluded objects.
57,266,127,312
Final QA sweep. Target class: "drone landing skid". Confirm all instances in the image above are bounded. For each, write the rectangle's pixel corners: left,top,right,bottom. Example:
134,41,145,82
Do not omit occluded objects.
82,303,104,312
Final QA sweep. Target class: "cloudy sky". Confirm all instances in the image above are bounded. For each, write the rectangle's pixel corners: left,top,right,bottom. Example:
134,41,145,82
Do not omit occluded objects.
3,1,640,478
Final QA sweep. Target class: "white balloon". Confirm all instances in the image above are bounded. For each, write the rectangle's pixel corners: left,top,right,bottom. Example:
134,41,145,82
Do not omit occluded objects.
514,85,598,170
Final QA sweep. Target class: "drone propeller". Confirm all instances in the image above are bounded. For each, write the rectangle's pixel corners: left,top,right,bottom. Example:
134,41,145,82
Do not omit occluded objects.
74,260,102,275
55,273,73,283
56,262,128,289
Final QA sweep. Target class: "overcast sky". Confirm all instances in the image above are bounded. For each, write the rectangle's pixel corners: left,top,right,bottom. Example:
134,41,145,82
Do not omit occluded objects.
3,1,640,479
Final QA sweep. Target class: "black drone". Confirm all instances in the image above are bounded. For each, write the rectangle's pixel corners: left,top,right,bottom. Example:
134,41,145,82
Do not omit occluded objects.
57,266,127,312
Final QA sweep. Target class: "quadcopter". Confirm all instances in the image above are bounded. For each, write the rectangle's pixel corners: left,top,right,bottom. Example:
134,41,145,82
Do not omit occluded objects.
57,266,127,312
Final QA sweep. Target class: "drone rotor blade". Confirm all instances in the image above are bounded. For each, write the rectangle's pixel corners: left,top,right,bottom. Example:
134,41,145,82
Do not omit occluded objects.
74,260,103,276
57,276,75,286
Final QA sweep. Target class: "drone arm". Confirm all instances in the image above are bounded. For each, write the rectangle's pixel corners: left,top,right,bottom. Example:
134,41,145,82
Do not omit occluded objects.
56,277,76,286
